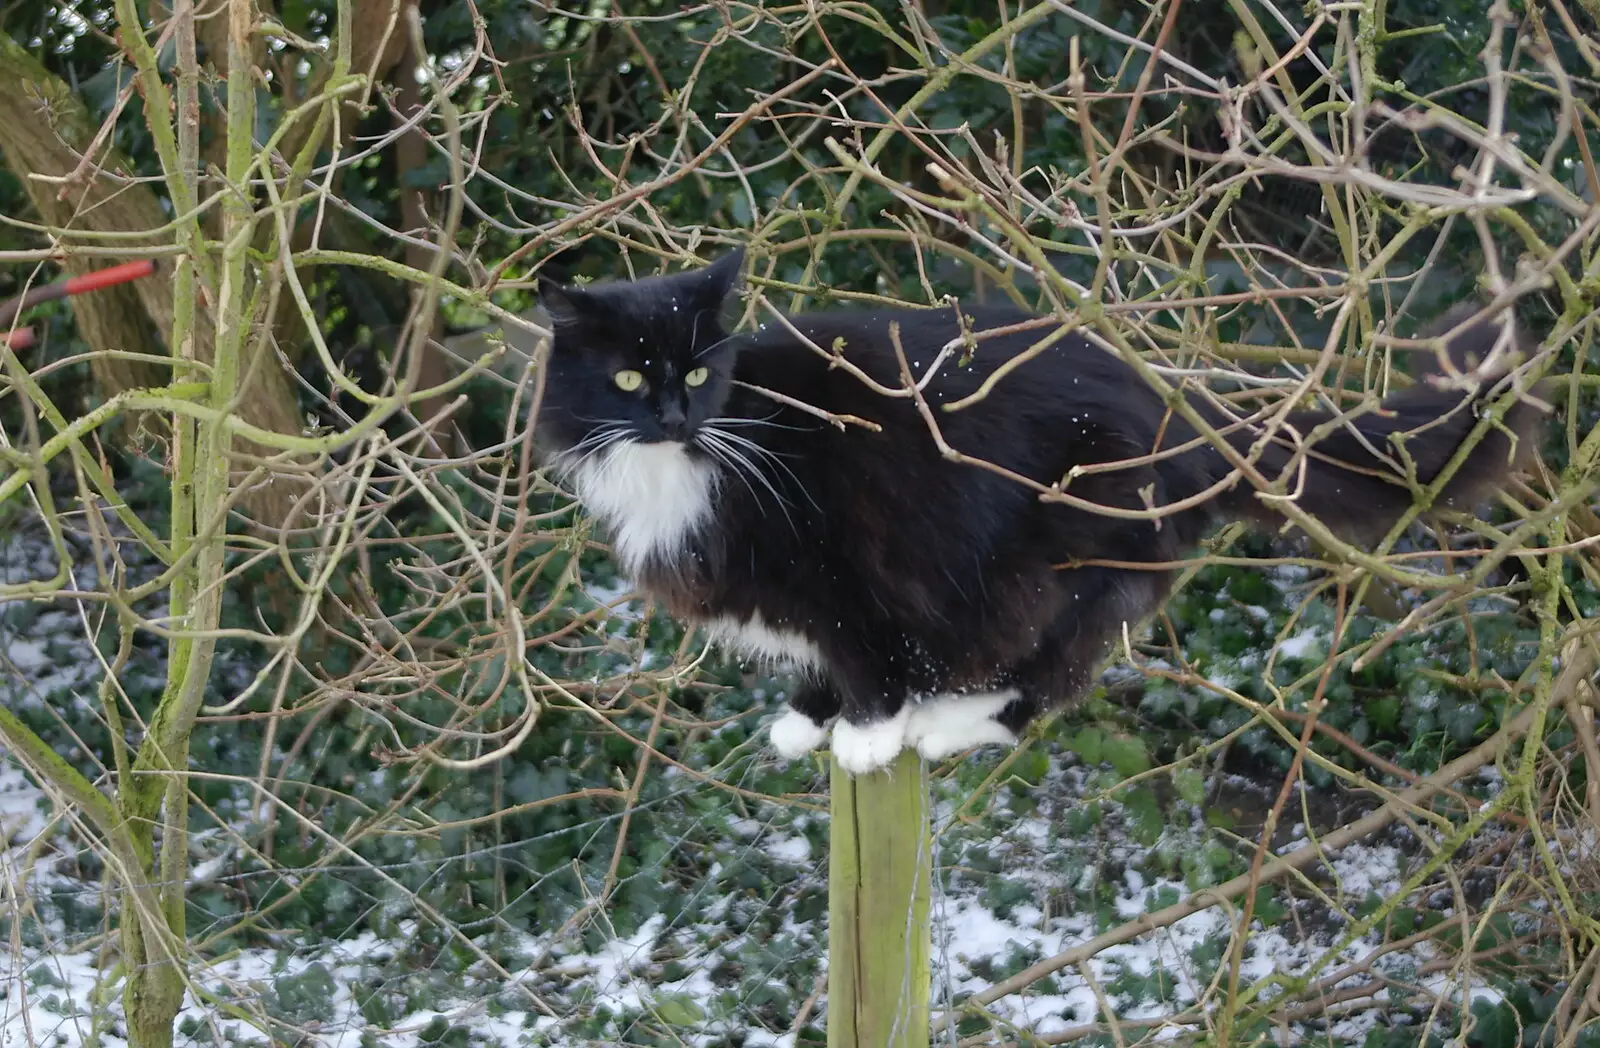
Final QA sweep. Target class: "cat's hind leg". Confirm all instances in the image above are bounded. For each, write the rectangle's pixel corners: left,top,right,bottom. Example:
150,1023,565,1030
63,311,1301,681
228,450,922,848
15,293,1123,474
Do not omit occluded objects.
905,690,1027,761
998,567,1168,738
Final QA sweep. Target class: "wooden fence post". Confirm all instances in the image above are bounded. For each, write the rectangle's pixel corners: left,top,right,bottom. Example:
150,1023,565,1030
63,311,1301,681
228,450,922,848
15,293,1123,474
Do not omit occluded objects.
828,748,932,1048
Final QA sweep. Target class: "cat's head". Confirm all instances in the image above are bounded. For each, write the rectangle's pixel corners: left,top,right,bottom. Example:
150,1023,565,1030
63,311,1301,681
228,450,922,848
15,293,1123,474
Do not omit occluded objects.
535,249,745,456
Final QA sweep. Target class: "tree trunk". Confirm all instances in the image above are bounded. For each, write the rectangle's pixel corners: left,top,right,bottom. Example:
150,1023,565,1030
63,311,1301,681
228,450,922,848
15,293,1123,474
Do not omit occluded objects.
0,34,168,394
120,906,184,1048
0,31,306,528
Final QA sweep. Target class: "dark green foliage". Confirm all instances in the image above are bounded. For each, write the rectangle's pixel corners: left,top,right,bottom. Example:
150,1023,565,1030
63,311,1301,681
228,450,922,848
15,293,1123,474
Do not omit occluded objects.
266,963,339,1025
1130,524,1569,783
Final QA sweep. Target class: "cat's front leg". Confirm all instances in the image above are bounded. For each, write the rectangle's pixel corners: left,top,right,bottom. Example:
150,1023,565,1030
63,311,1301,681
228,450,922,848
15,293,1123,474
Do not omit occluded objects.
768,680,839,759
768,678,915,773
830,707,914,774
825,658,916,775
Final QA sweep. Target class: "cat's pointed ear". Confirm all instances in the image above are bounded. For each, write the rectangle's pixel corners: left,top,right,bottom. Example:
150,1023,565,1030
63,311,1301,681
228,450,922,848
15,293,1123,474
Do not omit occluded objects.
538,276,585,328
698,247,746,304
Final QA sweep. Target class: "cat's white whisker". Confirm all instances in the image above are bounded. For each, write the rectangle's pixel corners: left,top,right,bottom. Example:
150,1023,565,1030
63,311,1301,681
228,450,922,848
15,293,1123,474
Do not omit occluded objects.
702,411,810,433
702,426,820,513
552,424,633,480
693,434,767,522
698,429,798,535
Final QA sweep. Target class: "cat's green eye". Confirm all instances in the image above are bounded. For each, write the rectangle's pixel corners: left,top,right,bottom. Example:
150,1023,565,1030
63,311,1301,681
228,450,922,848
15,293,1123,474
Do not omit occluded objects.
684,367,710,388
614,369,644,392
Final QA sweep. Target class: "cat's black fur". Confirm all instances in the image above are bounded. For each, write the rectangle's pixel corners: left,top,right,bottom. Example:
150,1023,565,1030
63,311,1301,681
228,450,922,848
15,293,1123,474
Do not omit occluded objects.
535,250,1543,742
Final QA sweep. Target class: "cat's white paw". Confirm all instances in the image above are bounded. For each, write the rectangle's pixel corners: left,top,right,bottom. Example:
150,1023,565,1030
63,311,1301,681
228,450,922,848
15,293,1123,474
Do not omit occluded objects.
913,718,1018,761
903,695,956,748
906,691,1020,761
769,708,829,759
830,708,911,774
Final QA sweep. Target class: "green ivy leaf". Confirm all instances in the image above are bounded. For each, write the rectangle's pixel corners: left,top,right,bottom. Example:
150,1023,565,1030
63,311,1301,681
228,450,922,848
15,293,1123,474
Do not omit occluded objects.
1253,886,1286,925
1104,735,1151,780
1443,702,1485,743
1123,787,1163,845
1366,696,1401,732
1070,726,1104,765
654,993,705,1026
1467,999,1518,1048
1174,768,1206,805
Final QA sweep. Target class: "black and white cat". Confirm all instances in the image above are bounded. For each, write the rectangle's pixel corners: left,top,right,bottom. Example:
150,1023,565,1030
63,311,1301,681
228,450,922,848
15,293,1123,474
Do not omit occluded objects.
534,249,1541,773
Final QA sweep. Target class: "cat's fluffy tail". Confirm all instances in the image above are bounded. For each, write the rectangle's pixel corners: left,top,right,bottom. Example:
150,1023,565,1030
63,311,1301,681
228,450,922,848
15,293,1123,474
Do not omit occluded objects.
1205,307,1547,543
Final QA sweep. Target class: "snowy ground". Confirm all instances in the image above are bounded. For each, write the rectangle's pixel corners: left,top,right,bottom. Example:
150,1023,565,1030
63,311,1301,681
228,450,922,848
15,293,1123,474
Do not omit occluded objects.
1,750,1492,1047
1,517,1517,1047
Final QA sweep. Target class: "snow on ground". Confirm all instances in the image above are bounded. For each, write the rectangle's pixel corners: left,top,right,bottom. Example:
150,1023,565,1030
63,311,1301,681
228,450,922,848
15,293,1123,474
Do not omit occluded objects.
0,517,1515,1046
0,757,50,846
1277,628,1326,661
919,773,1457,1042
8,730,1477,1047
0,738,1512,1048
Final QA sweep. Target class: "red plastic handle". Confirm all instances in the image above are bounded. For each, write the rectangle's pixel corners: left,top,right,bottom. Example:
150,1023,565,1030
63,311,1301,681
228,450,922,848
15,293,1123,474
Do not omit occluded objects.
1,258,159,331
62,259,157,297
3,327,38,350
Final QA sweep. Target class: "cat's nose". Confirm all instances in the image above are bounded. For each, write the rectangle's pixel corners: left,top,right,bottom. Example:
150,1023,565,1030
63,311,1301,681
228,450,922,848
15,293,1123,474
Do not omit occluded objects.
659,402,688,439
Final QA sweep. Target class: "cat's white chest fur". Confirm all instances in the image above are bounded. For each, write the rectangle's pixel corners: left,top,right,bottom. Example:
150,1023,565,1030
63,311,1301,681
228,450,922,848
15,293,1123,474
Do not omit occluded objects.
562,441,718,572
560,441,824,673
